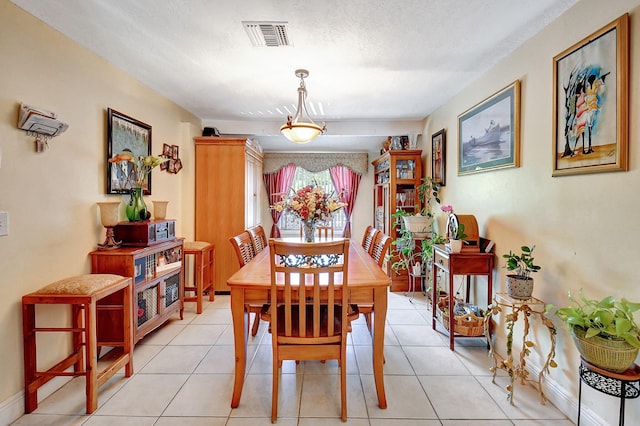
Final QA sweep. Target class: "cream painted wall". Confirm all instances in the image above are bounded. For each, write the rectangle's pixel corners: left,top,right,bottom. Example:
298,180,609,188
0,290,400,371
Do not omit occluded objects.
0,0,200,407
3,0,639,422
422,0,639,423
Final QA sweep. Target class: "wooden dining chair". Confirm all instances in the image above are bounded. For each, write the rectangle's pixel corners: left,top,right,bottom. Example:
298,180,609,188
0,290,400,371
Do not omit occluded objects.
360,232,391,332
317,220,334,239
229,231,264,336
247,224,268,254
268,239,350,422
298,222,334,239
370,231,392,267
361,225,379,255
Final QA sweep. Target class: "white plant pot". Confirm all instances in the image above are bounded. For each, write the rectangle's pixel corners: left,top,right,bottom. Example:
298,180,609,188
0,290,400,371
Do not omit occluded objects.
402,215,432,238
506,275,534,300
449,239,462,253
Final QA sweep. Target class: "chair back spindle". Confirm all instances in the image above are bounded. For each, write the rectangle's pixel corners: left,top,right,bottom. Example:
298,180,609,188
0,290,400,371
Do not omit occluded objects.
361,225,379,255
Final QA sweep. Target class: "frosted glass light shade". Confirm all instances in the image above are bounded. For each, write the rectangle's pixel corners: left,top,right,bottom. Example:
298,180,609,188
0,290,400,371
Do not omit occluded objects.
280,122,323,143
97,201,121,227
153,201,169,220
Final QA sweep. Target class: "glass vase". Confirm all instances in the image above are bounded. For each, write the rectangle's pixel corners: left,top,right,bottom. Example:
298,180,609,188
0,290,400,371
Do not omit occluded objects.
301,219,316,243
126,187,148,222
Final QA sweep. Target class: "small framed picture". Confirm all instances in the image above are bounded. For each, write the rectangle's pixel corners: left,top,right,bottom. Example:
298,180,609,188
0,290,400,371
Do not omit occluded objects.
431,129,446,186
160,161,169,171
162,143,172,157
173,158,183,174
171,145,179,160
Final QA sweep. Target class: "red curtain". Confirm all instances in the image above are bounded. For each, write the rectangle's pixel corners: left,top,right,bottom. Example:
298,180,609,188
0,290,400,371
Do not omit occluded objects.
329,164,362,238
263,163,296,237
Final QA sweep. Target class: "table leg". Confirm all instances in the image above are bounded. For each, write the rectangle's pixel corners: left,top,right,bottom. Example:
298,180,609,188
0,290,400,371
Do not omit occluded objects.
231,287,249,408
448,273,455,350
619,382,626,426
372,287,388,409
578,376,582,425
432,265,437,330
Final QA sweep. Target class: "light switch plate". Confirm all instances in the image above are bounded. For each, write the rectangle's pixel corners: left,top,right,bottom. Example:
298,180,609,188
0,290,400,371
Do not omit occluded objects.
0,211,8,236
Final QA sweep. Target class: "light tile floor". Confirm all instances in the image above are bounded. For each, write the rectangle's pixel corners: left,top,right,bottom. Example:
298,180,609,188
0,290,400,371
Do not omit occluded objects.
13,291,574,425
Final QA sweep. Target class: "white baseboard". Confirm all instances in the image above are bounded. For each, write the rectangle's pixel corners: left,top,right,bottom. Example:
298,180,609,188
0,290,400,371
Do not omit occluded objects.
0,376,72,425
528,362,607,426
0,391,24,426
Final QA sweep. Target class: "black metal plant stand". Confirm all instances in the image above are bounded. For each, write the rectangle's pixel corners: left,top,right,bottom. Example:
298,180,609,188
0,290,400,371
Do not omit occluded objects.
578,357,640,425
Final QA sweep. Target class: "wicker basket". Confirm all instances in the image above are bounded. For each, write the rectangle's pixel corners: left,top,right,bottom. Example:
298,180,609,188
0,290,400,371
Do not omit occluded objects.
572,326,639,373
437,298,485,337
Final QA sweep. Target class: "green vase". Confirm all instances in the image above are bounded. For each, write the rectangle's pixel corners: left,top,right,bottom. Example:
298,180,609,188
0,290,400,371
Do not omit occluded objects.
126,187,148,221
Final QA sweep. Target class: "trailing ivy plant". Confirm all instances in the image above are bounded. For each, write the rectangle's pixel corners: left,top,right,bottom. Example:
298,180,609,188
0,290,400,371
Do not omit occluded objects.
416,176,441,218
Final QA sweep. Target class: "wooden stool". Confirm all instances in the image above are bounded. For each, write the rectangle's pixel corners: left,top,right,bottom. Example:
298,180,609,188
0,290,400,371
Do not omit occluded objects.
22,274,133,414
183,241,215,314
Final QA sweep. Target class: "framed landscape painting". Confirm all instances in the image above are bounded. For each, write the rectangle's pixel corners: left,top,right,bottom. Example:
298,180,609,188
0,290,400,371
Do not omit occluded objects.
552,14,629,177
458,80,520,176
106,108,152,194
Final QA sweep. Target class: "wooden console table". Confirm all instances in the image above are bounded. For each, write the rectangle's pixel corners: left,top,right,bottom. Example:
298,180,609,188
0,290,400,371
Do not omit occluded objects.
431,245,494,350
485,293,557,405
89,238,184,344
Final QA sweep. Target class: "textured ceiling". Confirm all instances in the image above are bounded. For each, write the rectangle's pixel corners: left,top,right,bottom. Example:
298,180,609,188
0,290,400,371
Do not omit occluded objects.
11,0,577,151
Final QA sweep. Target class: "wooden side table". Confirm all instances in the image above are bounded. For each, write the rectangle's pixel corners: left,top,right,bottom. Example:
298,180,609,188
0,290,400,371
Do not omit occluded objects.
485,293,557,405
578,358,640,425
431,245,494,350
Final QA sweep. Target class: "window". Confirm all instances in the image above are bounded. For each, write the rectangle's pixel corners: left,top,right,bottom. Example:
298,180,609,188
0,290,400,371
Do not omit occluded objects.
278,168,346,234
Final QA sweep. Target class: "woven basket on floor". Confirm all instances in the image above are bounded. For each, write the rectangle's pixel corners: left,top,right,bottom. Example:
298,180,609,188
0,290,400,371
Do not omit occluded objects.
437,298,484,337
572,326,639,373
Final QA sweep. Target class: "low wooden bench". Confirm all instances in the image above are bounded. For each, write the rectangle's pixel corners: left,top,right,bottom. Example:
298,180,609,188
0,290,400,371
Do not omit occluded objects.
22,274,133,414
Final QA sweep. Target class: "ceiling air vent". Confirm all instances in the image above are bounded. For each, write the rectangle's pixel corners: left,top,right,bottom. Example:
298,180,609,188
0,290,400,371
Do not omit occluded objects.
243,21,291,47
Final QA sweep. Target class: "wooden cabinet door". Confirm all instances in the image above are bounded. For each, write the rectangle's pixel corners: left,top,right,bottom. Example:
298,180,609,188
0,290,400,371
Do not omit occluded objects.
245,150,262,228
194,137,263,292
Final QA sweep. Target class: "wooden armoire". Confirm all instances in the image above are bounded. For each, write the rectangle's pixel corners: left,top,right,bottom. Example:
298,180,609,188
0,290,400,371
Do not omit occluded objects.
194,137,263,292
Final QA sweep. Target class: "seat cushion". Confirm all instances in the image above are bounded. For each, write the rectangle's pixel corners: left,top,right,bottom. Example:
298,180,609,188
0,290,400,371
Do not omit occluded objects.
184,241,213,251
33,274,127,296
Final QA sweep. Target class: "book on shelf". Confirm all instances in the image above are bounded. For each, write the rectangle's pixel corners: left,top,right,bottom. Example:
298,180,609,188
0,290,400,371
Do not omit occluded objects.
479,237,494,253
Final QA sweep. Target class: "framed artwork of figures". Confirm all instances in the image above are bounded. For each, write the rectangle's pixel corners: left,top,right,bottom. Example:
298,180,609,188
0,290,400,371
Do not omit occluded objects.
431,129,446,186
552,14,629,176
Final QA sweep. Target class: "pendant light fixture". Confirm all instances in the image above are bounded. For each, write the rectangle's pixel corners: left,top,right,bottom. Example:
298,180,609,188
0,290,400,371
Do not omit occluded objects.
280,69,326,143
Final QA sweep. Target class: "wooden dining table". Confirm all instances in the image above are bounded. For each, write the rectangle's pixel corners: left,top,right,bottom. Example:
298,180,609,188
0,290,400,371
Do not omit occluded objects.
226,238,391,409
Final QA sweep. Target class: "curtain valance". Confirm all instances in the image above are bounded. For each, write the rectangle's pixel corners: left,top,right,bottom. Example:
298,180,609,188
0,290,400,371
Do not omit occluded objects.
263,152,369,175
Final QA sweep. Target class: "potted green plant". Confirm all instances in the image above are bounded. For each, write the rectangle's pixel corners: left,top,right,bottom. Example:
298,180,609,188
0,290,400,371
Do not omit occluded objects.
390,211,445,276
402,177,441,236
551,289,640,373
502,245,541,300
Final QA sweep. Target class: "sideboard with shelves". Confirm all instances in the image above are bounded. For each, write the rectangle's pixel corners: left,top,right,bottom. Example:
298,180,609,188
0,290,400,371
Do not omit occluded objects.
89,238,185,344
372,149,423,291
